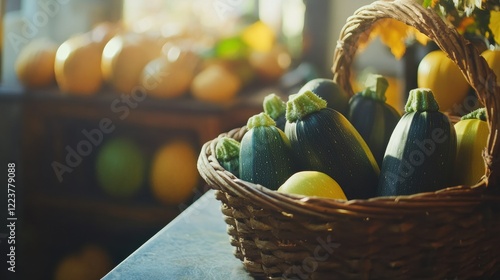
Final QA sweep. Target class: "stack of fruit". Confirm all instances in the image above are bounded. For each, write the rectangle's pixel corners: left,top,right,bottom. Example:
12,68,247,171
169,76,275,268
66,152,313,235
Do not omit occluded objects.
216,75,489,200
14,20,291,104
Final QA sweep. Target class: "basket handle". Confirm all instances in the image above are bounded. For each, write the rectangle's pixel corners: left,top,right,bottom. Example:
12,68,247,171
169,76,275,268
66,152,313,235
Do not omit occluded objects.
332,0,500,189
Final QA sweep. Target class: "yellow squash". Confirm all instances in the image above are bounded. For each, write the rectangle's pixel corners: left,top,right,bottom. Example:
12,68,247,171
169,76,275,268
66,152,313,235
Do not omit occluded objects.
417,50,470,112
277,171,347,200
481,49,500,86
454,109,489,186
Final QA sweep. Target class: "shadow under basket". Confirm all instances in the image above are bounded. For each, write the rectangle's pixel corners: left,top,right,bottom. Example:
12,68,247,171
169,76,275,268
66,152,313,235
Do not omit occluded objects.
197,0,500,279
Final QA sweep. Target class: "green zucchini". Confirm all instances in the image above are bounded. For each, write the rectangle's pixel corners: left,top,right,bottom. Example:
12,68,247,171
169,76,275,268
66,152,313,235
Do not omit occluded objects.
263,93,286,131
348,74,401,166
377,88,457,196
285,90,380,199
298,78,350,116
215,136,240,177
239,112,295,190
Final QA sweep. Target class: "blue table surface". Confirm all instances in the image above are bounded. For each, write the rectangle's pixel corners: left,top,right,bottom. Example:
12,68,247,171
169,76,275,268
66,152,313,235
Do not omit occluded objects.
103,190,253,280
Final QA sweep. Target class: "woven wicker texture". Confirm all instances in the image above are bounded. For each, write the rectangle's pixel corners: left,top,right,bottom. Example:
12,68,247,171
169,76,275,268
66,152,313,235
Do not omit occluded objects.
197,0,500,279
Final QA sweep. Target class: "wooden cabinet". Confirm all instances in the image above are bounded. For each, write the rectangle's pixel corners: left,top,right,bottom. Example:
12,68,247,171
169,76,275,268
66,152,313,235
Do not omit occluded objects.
17,87,269,279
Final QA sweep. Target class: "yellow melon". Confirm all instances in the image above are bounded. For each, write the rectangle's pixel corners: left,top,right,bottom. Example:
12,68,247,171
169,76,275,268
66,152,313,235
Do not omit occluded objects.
150,139,199,205
140,43,198,99
54,33,103,95
101,33,161,94
191,64,242,103
248,44,291,82
15,37,57,89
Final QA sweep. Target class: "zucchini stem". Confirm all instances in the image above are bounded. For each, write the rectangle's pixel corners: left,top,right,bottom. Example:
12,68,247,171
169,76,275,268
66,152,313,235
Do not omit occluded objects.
360,74,388,101
215,137,240,161
247,112,276,129
263,93,286,120
461,107,486,121
286,90,327,122
405,88,440,113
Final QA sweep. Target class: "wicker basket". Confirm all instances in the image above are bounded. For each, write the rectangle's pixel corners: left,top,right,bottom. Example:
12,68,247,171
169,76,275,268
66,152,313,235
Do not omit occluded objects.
197,0,500,279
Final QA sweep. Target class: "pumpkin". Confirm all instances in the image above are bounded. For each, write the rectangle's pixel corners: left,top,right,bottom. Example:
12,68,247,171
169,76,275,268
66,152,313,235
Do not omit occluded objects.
417,50,470,112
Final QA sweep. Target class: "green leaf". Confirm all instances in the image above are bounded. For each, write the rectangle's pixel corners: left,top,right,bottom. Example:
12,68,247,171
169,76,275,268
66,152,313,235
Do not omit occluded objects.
423,0,434,8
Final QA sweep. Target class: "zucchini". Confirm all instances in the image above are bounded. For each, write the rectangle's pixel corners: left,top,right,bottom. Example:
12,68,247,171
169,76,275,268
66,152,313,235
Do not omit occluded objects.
263,93,286,131
285,90,380,199
453,108,488,186
239,112,295,190
215,136,241,177
348,74,401,166
298,78,350,116
377,88,457,196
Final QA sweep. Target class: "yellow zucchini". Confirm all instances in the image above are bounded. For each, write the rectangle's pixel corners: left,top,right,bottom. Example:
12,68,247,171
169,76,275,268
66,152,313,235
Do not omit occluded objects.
454,108,489,186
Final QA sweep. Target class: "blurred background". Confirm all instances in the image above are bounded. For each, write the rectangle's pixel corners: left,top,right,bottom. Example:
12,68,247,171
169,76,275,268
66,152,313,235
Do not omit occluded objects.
0,0,422,279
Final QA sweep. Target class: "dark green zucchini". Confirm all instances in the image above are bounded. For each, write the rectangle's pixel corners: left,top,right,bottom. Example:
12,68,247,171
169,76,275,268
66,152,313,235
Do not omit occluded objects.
348,74,401,166
377,88,457,196
263,93,286,131
215,136,240,177
298,78,350,116
239,112,295,190
285,90,380,199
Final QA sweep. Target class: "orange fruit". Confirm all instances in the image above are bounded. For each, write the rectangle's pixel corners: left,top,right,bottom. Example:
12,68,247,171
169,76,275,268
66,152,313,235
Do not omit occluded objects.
249,44,291,82
54,33,103,95
15,37,57,89
150,139,199,205
191,64,241,103
101,33,161,94
140,43,198,98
